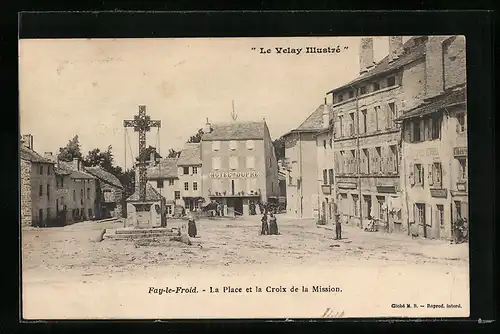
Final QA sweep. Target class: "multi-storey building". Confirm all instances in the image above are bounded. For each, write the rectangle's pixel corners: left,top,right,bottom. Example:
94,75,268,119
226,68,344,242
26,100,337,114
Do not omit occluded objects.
20,134,57,227
396,36,467,239
85,166,124,219
201,120,279,216
321,36,433,232
147,157,180,217
176,143,203,212
54,158,97,223
282,104,333,218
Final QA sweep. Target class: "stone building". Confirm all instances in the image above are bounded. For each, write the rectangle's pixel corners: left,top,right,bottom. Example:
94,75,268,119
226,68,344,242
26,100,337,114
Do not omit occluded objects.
84,166,124,219
54,158,97,223
125,168,164,227
147,158,179,217
322,36,433,232
176,143,203,212
282,104,334,219
20,134,57,227
201,119,279,216
396,36,467,239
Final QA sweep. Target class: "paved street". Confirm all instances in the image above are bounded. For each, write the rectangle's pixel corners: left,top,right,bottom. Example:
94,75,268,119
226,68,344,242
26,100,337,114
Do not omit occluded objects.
22,215,469,319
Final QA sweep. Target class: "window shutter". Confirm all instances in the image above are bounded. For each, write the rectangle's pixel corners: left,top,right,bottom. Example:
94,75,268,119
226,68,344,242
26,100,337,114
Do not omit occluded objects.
419,119,425,142
421,165,425,187
461,202,468,219
426,204,432,228
385,105,391,129
409,122,414,142
409,163,415,185
434,206,440,228
428,164,434,186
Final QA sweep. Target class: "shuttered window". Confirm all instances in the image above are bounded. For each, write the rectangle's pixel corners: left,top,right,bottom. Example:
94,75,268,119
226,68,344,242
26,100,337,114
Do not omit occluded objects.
229,156,239,170
212,157,221,170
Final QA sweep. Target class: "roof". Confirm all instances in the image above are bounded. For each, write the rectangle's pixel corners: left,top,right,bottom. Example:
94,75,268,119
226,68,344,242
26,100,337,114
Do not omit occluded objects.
395,88,466,122
84,166,123,189
202,121,266,141
57,161,95,179
282,104,334,137
328,36,427,94
177,143,202,166
147,158,178,179
20,146,55,164
54,167,71,175
126,182,163,202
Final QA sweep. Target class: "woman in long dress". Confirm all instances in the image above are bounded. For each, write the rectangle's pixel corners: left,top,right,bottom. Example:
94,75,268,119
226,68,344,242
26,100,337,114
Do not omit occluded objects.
187,215,197,238
260,213,269,235
269,213,279,235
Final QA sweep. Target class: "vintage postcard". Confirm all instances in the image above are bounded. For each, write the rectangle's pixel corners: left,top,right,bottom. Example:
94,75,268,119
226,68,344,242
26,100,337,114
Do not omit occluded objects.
19,36,469,319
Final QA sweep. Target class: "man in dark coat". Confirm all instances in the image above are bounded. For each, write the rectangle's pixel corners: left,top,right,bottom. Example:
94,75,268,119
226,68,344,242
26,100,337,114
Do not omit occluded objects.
335,213,342,240
187,215,197,238
261,213,269,235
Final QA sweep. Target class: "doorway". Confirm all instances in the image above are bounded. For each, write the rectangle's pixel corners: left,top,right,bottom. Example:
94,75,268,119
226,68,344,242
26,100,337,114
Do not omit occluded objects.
234,198,243,216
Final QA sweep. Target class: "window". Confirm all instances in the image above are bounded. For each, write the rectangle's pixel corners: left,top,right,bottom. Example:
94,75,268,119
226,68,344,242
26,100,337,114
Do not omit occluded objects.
212,141,220,151
387,102,396,128
166,205,173,215
458,158,467,180
39,166,43,175
361,109,368,133
174,191,181,200
229,156,239,170
73,189,76,201
183,167,189,175
246,156,255,169
229,140,237,150
339,151,345,174
415,203,426,226
349,90,354,98
377,197,385,220
193,182,198,191
456,113,466,133
323,169,328,184
157,180,164,188
414,164,424,185
349,113,355,136
48,166,52,175
437,204,444,228
246,140,254,150
373,82,380,91
389,145,398,173
375,147,382,173
184,182,189,191
338,94,344,102
387,76,396,87
323,140,327,149
87,187,90,199
212,157,221,170
359,86,367,95
429,162,442,187
350,150,357,174
338,116,344,137
413,120,421,142
80,189,84,205
168,179,175,186
88,209,92,219
352,195,359,216
431,116,441,140
329,138,332,148
328,169,334,185
454,201,462,220
363,148,370,174
374,106,381,131
192,166,198,174
37,184,42,197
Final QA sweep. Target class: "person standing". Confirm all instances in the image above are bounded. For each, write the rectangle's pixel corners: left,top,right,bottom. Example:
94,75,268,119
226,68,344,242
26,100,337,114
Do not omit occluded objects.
187,215,197,238
335,213,342,240
261,213,269,235
269,213,279,235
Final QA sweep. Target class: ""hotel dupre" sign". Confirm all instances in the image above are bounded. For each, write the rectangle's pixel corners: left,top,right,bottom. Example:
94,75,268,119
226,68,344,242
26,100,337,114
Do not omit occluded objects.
208,171,262,179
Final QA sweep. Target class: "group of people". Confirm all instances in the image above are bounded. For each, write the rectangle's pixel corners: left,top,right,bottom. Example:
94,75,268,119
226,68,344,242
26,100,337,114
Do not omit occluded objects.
260,212,279,235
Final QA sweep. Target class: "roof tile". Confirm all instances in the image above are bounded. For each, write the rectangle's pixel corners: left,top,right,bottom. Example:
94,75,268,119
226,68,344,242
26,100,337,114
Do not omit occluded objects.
202,121,266,141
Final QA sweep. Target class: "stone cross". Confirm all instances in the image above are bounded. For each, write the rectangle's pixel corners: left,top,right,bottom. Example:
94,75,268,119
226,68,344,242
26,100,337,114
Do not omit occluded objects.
124,105,161,201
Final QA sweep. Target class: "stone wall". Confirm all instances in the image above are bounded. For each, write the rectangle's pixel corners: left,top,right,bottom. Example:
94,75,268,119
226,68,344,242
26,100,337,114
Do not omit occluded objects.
20,159,32,227
443,36,467,90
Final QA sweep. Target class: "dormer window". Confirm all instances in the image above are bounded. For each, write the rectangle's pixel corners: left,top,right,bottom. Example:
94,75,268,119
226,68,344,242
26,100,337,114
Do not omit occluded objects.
373,82,380,91
338,94,344,102
359,86,367,95
387,76,396,87
349,91,354,99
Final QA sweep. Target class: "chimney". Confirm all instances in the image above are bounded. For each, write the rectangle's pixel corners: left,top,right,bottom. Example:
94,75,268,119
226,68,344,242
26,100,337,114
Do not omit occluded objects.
425,36,445,99
204,118,212,134
21,134,33,150
322,99,330,129
359,37,375,74
73,157,80,171
44,152,54,162
388,36,403,62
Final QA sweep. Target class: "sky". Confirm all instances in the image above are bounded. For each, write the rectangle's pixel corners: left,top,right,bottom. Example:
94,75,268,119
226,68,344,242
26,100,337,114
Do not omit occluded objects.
19,36,409,170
